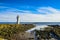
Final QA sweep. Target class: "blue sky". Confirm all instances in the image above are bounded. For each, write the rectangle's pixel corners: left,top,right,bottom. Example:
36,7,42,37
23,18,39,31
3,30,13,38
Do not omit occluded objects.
0,0,60,10
0,0,60,22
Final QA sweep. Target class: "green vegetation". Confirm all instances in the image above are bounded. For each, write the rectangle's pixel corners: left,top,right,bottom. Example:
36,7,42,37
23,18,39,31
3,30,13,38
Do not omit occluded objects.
0,24,35,40
0,24,60,40
53,27,60,37
0,38,4,40
47,25,60,37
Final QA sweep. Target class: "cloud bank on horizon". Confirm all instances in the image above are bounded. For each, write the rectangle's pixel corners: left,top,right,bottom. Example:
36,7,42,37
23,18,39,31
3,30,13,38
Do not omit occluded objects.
0,6,60,22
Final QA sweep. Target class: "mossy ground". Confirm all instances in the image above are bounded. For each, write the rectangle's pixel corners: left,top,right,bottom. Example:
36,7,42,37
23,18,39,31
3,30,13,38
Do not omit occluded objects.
0,24,35,40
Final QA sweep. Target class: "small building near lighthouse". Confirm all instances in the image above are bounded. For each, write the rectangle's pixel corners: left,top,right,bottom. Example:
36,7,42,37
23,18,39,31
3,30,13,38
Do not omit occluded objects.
16,15,20,24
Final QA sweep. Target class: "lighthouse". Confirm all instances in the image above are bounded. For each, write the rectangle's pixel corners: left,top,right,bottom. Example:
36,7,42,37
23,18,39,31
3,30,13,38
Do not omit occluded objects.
17,15,20,24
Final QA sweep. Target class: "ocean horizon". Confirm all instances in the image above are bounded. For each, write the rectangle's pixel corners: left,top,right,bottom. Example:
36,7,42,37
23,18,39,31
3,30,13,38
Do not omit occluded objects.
0,22,60,25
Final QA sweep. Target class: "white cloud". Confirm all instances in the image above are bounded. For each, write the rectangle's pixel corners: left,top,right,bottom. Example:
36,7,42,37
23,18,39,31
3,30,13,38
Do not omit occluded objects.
0,6,60,22
0,6,7,8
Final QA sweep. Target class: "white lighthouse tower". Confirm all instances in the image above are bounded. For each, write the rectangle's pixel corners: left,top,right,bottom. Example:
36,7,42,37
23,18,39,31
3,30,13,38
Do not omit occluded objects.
17,15,20,24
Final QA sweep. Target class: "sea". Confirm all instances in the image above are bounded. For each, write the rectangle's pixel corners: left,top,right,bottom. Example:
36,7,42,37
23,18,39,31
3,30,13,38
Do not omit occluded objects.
0,22,60,25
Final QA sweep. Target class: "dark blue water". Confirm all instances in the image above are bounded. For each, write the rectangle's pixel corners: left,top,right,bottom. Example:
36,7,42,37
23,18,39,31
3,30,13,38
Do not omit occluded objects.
0,22,60,25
